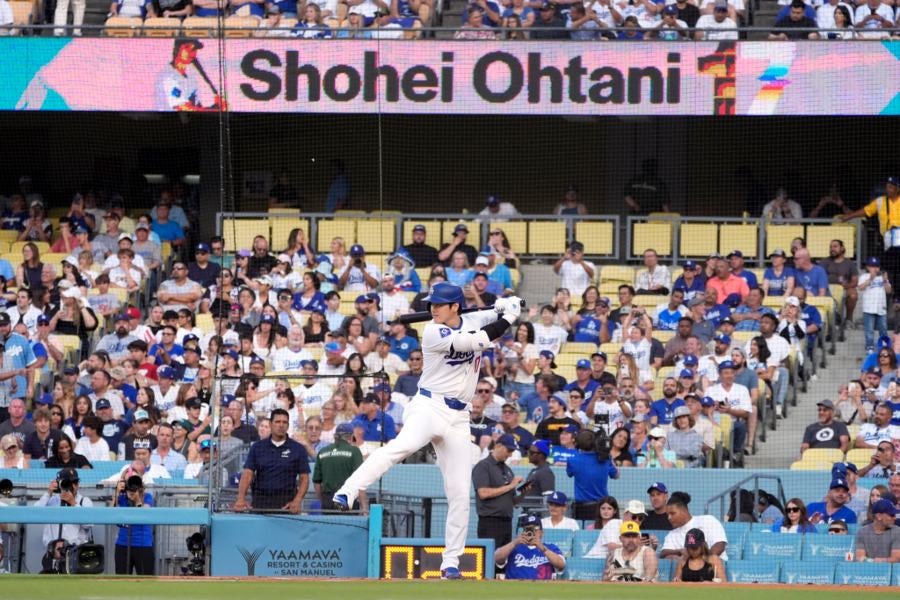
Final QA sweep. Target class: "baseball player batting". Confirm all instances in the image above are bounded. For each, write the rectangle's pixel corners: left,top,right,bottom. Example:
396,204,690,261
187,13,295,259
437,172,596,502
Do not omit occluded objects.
334,282,522,579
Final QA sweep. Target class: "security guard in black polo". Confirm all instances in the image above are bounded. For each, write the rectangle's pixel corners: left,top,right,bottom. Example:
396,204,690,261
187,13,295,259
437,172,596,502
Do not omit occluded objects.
471,434,524,553
234,408,309,512
313,423,367,513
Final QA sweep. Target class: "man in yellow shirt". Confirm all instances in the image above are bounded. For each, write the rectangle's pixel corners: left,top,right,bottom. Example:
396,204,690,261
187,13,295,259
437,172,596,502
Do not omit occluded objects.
841,176,900,302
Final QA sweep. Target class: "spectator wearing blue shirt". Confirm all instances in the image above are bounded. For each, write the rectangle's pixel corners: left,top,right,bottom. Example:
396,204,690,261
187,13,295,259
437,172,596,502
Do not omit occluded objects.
806,478,858,525
727,250,758,289
95,398,129,451
793,248,830,296
654,289,688,332
762,249,795,297
494,514,566,580
795,287,823,357
113,475,155,575
234,408,310,512
518,374,555,424
149,325,184,366
572,302,613,344
150,201,185,248
566,429,619,519
564,359,600,410
673,260,706,304
352,393,397,442
733,288,775,332
462,0,502,26
649,377,685,426
394,349,422,397
0,311,37,401
387,322,419,361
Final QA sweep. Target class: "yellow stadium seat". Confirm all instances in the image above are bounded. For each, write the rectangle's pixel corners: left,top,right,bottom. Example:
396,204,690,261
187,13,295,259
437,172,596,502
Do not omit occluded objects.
719,223,758,261
843,448,871,465
104,16,142,36
222,218,268,252
196,313,214,335
652,330,674,343
414,267,431,283
656,366,674,379
555,354,581,367
648,212,680,222
0,231,19,244
2,253,19,267
633,222,672,258
316,219,357,251
799,448,844,464
42,253,69,270
790,460,833,471
270,218,310,253
599,342,622,356
441,220,480,246
562,342,597,356
765,224,804,258
339,300,357,316
491,221,527,256
600,266,635,285
143,17,181,36
224,15,258,37
409,321,426,338
367,254,388,272
679,223,718,257
403,220,441,246
632,293,666,308
806,223,857,259
556,364,576,381
355,218,396,254
161,242,172,263
731,331,755,344
182,16,220,37
527,221,566,255
510,268,520,290
0,241,10,254
575,221,614,256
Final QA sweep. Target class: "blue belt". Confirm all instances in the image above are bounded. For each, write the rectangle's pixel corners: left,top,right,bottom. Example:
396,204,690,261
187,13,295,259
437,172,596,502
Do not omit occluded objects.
418,388,468,411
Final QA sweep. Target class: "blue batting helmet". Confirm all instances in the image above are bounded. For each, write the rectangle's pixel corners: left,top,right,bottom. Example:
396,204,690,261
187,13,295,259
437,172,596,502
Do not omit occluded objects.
423,282,464,306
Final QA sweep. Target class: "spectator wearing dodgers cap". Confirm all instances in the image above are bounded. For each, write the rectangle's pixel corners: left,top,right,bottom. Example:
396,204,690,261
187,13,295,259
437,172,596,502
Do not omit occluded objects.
519,439,555,501
402,223,439,268
478,194,520,222
854,499,900,562
438,222,478,266
704,359,752,465
806,477,859,525
563,358,601,411
642,481,673,531
542,491,580,531
337,244,380,293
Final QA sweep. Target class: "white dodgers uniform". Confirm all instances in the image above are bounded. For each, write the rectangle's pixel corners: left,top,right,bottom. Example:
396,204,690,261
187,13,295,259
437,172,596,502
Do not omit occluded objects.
335,309,499,570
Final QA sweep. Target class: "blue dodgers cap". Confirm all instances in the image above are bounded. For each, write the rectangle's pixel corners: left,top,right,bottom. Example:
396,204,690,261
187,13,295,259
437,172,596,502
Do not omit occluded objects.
355,294,372,304
199,438,213,451
220,393,236,406
518,513,542,529
663,3,678,14
324,341,342,354
349,244,365,256
714,333,731,345
679,369,694,379
335,422,354,436
547,491,568,505
316,254,332,264
683,354,698,367
300,359,319,370
830,477,849,490
727,250,743,259
682,260,698,270
412,224,426,232
373,382,391,394
866,256,881,267
453,223,469,234
38,314,51,326
497,434,518,451
539,350,557,367
717,360,736,371
158,366,176,379
887,176,900,187
422,282,465,306
576,358,591,369
531,439,551,456
700,396,716,407
872,498,897,516
95,398,111,410
196,242,210,253
563,423,580,434
877,335,892,349
647,482,668,494
486,195,500,205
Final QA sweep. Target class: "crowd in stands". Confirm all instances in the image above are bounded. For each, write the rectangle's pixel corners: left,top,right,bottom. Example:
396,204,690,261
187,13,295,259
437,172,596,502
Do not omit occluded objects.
2,0,899,38
0,176,899,576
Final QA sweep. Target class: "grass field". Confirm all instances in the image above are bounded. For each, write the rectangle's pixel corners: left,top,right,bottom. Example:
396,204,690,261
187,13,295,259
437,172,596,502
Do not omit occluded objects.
1,577,890,600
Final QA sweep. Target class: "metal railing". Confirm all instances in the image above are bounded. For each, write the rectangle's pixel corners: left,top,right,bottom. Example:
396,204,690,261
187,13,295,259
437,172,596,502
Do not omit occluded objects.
704,474,787,522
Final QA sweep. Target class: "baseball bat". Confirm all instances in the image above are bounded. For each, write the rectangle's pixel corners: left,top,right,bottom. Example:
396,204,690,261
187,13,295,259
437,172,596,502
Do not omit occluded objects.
193,60,219,96
389,299,526,325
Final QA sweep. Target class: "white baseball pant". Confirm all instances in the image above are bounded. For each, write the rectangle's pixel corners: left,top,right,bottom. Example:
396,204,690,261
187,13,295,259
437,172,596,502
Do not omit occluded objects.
336,394,472,570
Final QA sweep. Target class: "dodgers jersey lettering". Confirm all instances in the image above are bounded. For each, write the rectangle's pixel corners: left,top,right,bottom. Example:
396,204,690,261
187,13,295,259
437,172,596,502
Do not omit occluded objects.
503,543,563,580
419,311,496,404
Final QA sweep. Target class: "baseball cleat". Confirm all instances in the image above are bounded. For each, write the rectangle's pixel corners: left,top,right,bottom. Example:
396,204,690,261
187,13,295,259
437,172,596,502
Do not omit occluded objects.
333,494,350,511
441,567,462,579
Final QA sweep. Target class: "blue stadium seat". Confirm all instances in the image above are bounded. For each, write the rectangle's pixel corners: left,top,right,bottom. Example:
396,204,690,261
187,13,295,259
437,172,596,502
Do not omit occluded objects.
780,561,835,585
563,557,604,581
723,522,751,553
573,529,600,558
801,533,853,561
834,562,892,586
727,559,781,583
742,531,802,561
543,529,575,557
656,557,674,582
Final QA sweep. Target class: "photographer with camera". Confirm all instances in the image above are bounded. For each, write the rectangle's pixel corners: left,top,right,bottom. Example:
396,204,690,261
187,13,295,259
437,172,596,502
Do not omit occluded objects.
566,429,619,520
34,468,93,574
112,474,154,575
494,514,566,580
337,244,380,293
